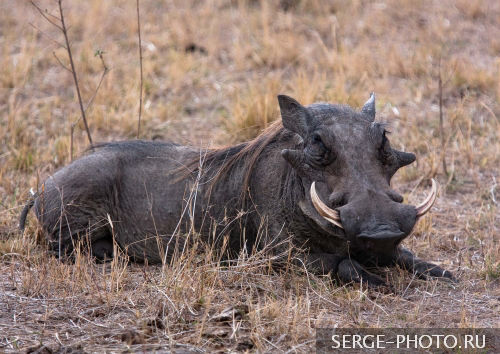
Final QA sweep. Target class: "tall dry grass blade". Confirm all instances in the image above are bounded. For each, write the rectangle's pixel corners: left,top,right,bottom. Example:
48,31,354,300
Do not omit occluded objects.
136,0,144,139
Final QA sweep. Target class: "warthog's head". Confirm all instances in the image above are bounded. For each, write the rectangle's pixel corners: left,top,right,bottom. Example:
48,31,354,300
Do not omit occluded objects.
278,94,436,257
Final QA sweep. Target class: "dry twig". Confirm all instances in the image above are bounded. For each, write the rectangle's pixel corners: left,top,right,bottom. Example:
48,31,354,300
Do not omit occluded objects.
71,50,109,160
30,0,93,148
57,0,93,147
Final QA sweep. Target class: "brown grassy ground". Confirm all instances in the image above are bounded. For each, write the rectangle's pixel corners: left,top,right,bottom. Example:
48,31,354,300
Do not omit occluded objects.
0,0,499,352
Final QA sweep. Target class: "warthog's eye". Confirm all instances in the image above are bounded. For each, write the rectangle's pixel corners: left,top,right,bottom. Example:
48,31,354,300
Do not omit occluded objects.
378,130,396,165
312,133,325,148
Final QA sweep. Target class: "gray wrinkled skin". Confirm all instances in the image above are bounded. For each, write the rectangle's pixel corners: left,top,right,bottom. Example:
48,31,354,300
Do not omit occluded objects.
21,95,454,287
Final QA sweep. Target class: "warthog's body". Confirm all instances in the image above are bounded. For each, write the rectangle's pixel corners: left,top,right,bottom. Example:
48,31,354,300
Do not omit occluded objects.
21,95,453,286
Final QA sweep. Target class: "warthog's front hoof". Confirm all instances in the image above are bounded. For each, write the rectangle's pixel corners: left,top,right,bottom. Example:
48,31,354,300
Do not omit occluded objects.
395,247,456,283
412,261,456,282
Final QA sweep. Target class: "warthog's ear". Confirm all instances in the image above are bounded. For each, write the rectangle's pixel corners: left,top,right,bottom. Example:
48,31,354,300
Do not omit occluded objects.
361,92,376,121
278,95,310,137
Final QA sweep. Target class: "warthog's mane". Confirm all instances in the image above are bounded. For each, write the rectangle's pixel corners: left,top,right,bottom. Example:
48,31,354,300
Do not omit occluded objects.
184,120,288,203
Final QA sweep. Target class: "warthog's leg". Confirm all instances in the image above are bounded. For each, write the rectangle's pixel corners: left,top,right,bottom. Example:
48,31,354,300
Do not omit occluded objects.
305,253,343,275
304,254,388,288
394,247,455,281
337,258,388,288
91,238,114,261
46,227,114,262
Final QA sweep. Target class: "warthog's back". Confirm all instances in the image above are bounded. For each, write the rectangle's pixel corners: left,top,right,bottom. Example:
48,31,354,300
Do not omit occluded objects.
34,140,200,262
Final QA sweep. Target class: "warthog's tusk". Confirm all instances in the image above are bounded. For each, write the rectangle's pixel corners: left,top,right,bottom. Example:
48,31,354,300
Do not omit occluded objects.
310,182,344,229
416,179,438,219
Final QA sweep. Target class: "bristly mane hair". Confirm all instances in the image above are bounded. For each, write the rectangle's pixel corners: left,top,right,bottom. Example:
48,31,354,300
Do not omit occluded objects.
184,120,286,204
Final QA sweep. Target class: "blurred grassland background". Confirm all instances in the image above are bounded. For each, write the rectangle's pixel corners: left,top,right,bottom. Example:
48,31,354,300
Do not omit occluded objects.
0,0,499,352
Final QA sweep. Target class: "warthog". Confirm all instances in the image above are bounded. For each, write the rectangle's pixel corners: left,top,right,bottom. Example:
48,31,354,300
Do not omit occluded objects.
20,94,454,287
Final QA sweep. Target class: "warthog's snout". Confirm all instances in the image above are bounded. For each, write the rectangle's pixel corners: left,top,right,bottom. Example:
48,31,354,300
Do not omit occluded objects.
310,180,438,254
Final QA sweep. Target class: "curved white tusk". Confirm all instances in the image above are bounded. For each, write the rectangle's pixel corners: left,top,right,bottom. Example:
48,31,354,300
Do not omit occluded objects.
310,182,344,229
416,179,438,219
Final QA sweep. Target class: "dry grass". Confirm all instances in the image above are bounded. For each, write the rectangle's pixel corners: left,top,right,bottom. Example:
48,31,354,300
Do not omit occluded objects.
0,0,499,352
